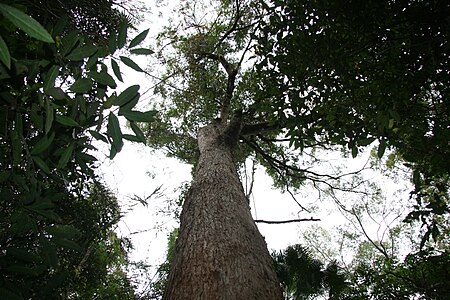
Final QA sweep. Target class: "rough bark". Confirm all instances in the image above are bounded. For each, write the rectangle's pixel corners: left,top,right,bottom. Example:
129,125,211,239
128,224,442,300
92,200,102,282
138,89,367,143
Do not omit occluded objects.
163,120,282,300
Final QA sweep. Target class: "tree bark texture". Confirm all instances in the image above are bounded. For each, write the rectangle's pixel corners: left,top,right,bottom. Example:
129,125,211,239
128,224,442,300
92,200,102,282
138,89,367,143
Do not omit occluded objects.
164,120,282,299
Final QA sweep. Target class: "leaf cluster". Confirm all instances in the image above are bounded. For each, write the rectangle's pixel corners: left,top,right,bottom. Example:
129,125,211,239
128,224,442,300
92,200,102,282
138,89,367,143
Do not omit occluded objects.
272,244,348,299
347,247,450,299
1,0,138,45
0,3,154,298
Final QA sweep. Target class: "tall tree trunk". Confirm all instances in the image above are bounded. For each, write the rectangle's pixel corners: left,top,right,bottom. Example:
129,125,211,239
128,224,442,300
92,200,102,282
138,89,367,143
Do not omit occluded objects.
164,120,282,299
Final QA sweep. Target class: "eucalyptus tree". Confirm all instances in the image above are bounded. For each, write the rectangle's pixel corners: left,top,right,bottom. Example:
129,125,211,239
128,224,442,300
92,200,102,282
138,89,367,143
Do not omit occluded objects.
144,0,449,298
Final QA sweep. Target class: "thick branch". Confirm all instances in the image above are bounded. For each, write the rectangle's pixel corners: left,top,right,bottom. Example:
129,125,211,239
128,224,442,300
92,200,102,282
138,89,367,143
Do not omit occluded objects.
201,52,235,76
240,122,280,136
254,218,320,224
223,110,243,147
214,0,240,51
200,52,237,121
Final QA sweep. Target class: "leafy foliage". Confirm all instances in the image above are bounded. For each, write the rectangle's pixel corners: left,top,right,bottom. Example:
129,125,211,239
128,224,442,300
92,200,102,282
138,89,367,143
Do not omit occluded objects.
256,0,450,242
1,0,138,45
0,2,153,298
272,244,347,299
345,246,450,299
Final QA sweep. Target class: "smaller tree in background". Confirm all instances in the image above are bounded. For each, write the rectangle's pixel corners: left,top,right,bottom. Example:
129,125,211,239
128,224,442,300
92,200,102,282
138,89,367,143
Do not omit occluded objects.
272,244,347,300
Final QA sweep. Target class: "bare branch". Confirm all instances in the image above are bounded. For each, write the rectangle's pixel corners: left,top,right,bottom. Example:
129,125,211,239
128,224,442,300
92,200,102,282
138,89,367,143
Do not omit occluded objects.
246,137,368,182
352,208,391,259
254,218,320,224
244,159,257,199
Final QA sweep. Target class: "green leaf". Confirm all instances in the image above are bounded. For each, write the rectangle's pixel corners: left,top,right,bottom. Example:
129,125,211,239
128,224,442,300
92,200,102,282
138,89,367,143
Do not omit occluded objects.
358,137,375,146
11,131,22,165
130,121,146,144
31,104,43,131
88,71,117,88
31,132,55,155
53,14,68,37
0,288,23,300
123,134,142,142
85,51,100,69
412,169,421,186
107,112,123,158
111,58,123,82
108,32,117,54
77,152,97,163
15,113,23,135
119,93,140,112
388,118,394,129
120,56,144,72
46,87,66,100
0,35,11,68
351,146,358,158
70,78,93,93
117,22,128,48
57,144,73,168
7,248,40,263
0,4,54,43
65,45,97,61
5,265,39,276
32,208,60,221
28,199,54,211
61,30,80,56
41,239,58,267
0,171,10,182
55,115,79,126
103,94,116,109
115,85,140,107
120,110,157,122
44,65,59,91
130,47,154,55
32,156,51,173
53,238,82,252
129,29,149,48
46,225,81,239
44,98,53,134
377,139,387,158
89,130,108,143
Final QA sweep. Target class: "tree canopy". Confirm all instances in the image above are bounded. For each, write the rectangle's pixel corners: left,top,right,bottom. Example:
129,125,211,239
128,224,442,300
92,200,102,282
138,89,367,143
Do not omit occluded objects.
255,0,450,238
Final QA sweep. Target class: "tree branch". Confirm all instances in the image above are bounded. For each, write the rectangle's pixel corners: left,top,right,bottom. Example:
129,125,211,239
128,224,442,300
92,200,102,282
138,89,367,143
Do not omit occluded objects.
214,0,240,51
352,208,391,259
223,110,243,147
240,122,280,136
199,52,237,121
254,218,320,224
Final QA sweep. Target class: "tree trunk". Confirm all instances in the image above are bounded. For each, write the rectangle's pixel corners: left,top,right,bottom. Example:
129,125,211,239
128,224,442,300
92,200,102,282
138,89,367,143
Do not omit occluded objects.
163,120,282,299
